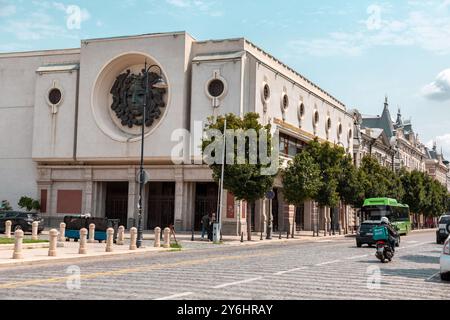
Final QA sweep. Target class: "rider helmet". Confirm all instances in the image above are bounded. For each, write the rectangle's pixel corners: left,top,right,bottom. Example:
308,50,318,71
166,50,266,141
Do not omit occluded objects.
381,217,390,224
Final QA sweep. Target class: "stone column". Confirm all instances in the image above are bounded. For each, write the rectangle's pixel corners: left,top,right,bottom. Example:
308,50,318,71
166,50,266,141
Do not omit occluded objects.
79,228,88,254
129,227,137,250
4,220,11,239
88,224,96,243
84,168,93,215
32,221,39,241
154,227,161,247
48,229,58,257
105,228,114,252
163,227,170,248
12,229,24,259
174,169,184,231
127,168,137,229
117,226,125,245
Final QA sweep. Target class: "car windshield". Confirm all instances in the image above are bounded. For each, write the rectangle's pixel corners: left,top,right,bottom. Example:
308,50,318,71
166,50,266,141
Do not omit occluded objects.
439,216,450,224
360,223,377,231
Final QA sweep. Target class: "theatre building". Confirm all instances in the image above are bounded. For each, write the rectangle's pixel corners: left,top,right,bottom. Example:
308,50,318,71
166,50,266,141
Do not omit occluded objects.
0,31,354,235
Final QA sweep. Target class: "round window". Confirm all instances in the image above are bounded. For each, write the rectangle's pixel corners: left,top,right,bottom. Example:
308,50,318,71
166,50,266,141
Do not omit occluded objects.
208,79,225,98
48,88,62,105
263,84,270,102
282,94,289,110
299,103,305,119
327,118,332,130
314,111,319,126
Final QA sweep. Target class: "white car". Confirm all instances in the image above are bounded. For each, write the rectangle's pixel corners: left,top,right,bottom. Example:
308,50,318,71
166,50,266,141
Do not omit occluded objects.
441,236,450,281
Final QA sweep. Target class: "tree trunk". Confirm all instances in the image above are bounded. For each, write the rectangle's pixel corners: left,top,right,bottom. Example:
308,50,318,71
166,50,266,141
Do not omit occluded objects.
247,201,253,241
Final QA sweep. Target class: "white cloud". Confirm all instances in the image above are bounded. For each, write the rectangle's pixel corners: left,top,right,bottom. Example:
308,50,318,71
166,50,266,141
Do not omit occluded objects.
422,69,450,101
289,2,450,57
0,4,15,17
165,0,223,16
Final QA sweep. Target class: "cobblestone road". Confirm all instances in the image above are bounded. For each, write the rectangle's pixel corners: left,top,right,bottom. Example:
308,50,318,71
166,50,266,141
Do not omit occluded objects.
0,231,448,300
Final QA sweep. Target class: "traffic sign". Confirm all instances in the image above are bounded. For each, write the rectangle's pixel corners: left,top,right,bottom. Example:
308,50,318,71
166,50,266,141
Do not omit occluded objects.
266,190,276,200
136,170,150,184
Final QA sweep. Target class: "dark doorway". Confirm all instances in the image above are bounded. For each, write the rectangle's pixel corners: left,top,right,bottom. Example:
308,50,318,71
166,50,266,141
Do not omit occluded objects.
194,182,218,231
296,204,305,231
147,182,175,230
272,189,279,232
105,182,129,227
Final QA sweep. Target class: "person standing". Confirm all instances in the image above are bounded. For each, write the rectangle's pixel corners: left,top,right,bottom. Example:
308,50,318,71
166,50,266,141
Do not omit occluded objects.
207,213,215,241
201,213,210,240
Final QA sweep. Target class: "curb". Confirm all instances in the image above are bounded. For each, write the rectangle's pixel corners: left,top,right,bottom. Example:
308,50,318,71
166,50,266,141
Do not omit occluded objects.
0,247,174,269
0,243,50,251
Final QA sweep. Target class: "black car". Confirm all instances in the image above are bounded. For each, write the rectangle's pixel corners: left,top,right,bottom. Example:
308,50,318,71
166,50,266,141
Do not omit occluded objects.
436,215,450,244
0,211,44,234
356,220,400,248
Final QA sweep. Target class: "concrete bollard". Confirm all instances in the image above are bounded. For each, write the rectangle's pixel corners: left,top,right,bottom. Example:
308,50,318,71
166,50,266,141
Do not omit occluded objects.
88,224,96,244
48,229,58,257
12,229,24,259
105,228,114,252
5,220,12,239
79,228,88,254
129,227,137,250
154,227,161,247
163,227,170,248
31,221,39,241
58,222,66,242
117,226,125,245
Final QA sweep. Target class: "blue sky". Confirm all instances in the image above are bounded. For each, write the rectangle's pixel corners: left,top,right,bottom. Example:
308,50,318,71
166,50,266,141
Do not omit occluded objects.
1,0,450,155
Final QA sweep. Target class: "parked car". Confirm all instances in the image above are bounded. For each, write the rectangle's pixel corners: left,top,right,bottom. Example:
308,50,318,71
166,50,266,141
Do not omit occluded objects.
0,211,44,234
440,236,450,281
436,215,450,244
356,220,400,248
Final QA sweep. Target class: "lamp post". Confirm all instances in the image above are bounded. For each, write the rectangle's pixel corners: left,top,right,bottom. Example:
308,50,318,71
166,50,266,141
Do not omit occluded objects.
136,61,167,248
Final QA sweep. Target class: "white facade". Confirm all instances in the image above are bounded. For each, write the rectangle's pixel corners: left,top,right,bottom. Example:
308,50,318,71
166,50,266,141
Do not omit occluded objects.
0,32,353,234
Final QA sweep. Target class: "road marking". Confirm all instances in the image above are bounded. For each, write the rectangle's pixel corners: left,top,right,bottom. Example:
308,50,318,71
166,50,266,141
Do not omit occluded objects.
274,267,308,275
154,292,194,300
315,260,341,266
346,254,369,260
397,242,431,251
0,252,277,290
317,240,333,243
213,277,263,289
426,272,440,281
405,241,419,244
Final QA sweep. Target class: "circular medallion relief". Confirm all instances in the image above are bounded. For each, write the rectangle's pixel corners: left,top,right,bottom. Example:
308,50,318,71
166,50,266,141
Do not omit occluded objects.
92,53,170,142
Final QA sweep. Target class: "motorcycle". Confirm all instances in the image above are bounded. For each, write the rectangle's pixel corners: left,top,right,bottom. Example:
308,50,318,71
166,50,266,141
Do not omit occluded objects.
375,240,394,263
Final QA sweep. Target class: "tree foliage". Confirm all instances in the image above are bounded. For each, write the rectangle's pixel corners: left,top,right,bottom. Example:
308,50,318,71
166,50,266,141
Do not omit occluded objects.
18,196,41,212
0,200,12,211
282,151,321,206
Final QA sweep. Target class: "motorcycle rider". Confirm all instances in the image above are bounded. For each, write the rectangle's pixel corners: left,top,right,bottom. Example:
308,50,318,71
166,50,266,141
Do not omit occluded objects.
380,217,398,252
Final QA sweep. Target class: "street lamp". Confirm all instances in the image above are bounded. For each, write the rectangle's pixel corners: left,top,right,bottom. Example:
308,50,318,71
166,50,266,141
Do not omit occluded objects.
136,61,168,248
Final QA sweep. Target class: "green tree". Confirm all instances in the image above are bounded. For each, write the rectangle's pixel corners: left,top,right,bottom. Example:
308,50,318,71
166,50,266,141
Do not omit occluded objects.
399,169,425,215
337,155,363,208
305,139,347,234
0,200,13,211
18,196,41,212
202,113,276,240
281,151,322,207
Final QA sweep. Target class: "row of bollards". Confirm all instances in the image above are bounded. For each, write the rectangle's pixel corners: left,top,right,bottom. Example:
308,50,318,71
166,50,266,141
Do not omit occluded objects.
9,224,172,260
